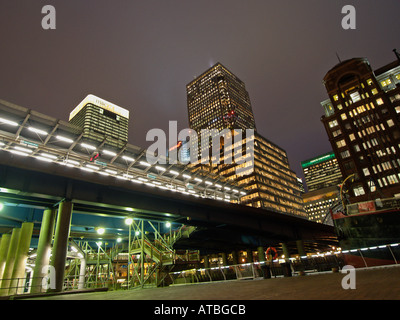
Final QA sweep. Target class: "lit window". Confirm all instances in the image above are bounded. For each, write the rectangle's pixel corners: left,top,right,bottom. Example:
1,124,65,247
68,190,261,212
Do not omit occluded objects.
333,94,339,101
376,98,384,105
387,119,395,127
350,91,361,103
341,113,347,120
336,139,346,148
353,186,365,196
329,120,339,128
381,79,392,87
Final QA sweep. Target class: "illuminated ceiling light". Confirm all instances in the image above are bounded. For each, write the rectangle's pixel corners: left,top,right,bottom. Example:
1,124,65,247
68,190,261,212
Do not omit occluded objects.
105,169,118,175
40,153,57,160
155,166,166,171
117,237,122,243
96,227,105,235
9,150,30,157
224,186,231,191
102,150,117,156
215,184,222,188
35,156,54,162
194,178,202,182
66,159,80,166
86,164,99,170
182,174,191,179
81,143,96,150
0,117,18,126
0,203,4,211
205,181,213,185
165,222,171,228
56,135,74,143
139,161,151,167
169,170,179,175
14,146,33,153
124,218,133,225
28,127,48,135
122,155,135,162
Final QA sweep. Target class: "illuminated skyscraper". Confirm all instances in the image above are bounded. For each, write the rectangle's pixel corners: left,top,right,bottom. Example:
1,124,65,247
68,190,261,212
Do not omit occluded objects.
321,55,400,203
69,94,130,149
187,63,256,132
186,63,306,217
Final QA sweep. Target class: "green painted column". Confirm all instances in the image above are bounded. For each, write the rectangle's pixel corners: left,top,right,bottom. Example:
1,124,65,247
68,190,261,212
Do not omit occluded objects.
221,252,228,266
50,201,73,292
257,246,265,262
231,251,238,265
31,208,56,293
246,249,253,263
9,222,34,295
296,240,306,257
281,243,291,260
0,228,20,296
0,234,11,287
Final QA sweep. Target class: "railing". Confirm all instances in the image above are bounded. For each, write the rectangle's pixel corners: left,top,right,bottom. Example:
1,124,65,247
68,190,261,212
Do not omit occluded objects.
0,276,46,296
169,255,347,285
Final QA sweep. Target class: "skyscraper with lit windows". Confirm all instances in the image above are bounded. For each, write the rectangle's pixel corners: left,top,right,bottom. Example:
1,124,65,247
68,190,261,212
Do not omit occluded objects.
187,63,306,217
321,55,400,203
69,94,130,149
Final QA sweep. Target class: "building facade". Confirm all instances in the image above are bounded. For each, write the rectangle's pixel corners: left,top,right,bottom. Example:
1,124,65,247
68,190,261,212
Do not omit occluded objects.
321,56,400,203
69,94,130,149
301,151,343,223
301,151,343,192
187,63,306,217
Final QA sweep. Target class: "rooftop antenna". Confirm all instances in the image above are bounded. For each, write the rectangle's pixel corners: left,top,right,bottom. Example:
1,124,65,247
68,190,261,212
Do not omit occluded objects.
335,52,342,63
393,49,400,62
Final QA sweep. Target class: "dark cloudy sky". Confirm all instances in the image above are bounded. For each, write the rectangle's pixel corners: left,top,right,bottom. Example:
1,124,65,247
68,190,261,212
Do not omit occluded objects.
1,0,399,181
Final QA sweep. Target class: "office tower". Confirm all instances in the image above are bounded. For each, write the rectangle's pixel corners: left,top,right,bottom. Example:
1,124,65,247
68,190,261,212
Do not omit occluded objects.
321,55,400,203
301,151,343,192
69,94,130,149
187,63,306,218
300,151,343,223
187,63,256,132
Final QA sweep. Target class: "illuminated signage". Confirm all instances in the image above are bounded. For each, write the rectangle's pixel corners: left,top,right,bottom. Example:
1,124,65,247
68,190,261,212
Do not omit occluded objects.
69,94,130,120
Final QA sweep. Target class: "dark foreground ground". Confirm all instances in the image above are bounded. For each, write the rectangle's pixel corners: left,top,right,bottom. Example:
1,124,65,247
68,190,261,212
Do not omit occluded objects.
26,265,400,300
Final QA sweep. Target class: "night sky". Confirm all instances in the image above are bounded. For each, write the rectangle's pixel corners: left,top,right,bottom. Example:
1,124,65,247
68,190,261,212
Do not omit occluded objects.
1,1,399,181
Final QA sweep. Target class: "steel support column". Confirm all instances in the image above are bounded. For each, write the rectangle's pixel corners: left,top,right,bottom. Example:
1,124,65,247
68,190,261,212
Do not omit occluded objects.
31,208,56,293
50,200,73,292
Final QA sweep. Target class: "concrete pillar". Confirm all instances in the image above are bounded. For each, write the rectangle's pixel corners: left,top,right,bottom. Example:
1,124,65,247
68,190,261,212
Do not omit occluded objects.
0,234,11,287
78,257,86,290
31,208,56,293
281,243,291,260
0,228,21,296
203,255,210,268
296,240,306,257
50,201,73,292
257,246,265,262
231,251,238,265
9,222,34,295
221,252,228,266
246,249,253,263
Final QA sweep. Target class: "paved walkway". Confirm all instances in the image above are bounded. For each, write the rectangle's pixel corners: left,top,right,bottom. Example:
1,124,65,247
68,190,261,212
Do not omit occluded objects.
26,265,400,300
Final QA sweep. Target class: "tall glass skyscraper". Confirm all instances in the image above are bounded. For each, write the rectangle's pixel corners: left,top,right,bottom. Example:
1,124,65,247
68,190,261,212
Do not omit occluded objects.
186,63,306,218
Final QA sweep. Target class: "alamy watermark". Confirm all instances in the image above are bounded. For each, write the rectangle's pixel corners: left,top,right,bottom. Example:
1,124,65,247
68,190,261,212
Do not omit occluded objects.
341,265,356,290
146,121,255,175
